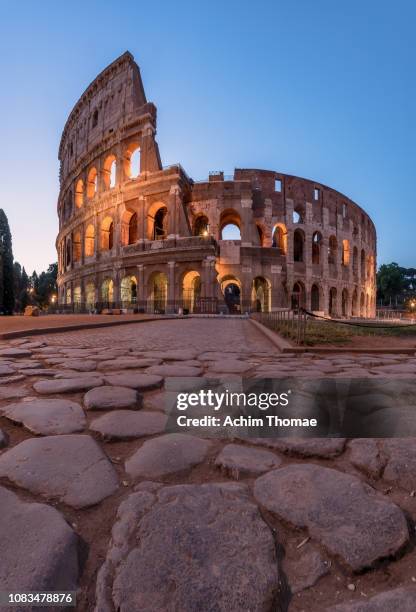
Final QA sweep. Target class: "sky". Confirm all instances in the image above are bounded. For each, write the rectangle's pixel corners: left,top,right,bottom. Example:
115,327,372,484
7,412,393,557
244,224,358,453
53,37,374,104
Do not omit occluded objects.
0,0,415,273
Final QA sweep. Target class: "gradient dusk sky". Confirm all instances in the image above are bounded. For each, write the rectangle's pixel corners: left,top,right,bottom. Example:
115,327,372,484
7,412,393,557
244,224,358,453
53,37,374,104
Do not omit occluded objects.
1,0,415,273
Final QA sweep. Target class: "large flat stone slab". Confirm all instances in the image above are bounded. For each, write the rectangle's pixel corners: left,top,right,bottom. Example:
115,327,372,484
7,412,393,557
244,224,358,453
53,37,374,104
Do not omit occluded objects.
61,359,97,372
215,444,281,478
0,435,119,508
283,546,329,594
0,428,9,448
0,386,29,400
125,433,211,479
103,372,163,391
146,364,203,377
328,587,416,611
0,486,80,596
0,348,32,358
95,482,279,612
84,386,140,410
207,359,252,374
0,364,15,376
249,437,346,458
33,376,103,394
143,349,198,361
98,358,161,371
90,410,167,440
2,399,86,435
254,464,408,571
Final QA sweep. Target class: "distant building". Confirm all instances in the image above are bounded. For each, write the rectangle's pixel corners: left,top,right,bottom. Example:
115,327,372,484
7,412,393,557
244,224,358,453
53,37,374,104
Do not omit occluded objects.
56,52,376,317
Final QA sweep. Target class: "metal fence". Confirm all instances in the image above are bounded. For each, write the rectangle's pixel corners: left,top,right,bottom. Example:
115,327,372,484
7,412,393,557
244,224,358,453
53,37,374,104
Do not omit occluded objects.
252,309,307,345
48,298,220,316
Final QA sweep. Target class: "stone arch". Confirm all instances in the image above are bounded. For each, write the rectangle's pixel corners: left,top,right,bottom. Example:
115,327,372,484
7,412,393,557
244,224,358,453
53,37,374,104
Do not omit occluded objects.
255,223,265,247
352,288,358,316
75,179,84,208
103,154,117,190
87,167,98,198
193,215,209,237
342,239,350,266
342,288,349,316
121,210,138,246
124,142,141,179
148,271,168,313
328,236,337,265
85,224,95,257
147,202,168,240
121,275,137,306
361,249,366,278
219,209,241,240
293,229,305,262
329,287,337,317
73,230,81,262
73,286,81,306
293,204,305,224
85,282,95,309
272,223,287,254
65,238,71,268
312,231,322,264
220,275,241,313
251,276,271,312
291,281,305,310
101,216,114,251
360,291,365,317
182,271,201,313
310,283,321,311
101,278,114,304
353,246,358,275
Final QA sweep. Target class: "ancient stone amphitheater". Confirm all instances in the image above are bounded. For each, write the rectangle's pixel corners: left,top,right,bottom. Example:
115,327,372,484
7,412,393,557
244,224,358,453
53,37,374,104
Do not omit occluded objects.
57,51,376,317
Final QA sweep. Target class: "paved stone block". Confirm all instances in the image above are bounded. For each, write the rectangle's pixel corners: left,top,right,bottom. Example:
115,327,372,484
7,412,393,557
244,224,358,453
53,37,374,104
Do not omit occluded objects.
95,482,279,612
215,443,281,478
328,587,416,611
0,435,119,508
254,464,408,571
0,348,32,358
0,486,80,598
146,364,203,377
125,433,211,479
2,399,86,435
90,410,167,439
33,376,103,394
103,372,163,391
84,386,140,410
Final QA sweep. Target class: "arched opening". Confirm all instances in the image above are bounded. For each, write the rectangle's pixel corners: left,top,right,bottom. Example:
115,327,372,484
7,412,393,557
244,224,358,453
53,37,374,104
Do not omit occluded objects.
193,215,209,237
148,272,168,313
291,281,305,310
65,239,71,268
220,209,241,240
73,230,81,262
101,279,114,305
87,167,98,198
312,232,322,264
360,291,365,317
121,275,137,306
329,287,337,317
272,224,287,254
85,282,95,309
101,217,114,251
103,155,117,190
182,271,201,313
352,289,358,316
361,249,366,278
311,284,320,311
353,247,358,275
85,224,95,257
221,276,241,313
73,286,81,306
121,211,138,246
342,240,350,266
124,143,141,179
75,179,84,208
293,229,304,262
256,224,265,247
251,277,271,312
153,206,168,240
342,288,349,316
328,236,337,265
64,191,73,221
65,287,71,305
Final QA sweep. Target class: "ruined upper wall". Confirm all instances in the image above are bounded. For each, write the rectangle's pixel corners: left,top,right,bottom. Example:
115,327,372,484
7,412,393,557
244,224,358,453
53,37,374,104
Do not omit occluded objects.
59,52,151,182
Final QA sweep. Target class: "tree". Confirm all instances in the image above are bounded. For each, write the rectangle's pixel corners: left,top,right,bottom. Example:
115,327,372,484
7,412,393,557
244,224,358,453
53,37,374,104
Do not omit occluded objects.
377,263,405,305
0,209,15,314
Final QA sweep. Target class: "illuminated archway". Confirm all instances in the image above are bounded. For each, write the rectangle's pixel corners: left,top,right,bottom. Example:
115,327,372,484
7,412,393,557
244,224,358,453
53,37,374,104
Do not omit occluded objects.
121,275,137,306
148,272,168,313
182,271,201,312
251,277,271,312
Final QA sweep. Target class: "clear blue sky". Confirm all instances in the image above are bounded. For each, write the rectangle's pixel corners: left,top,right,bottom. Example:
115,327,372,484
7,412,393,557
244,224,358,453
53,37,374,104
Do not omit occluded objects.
1,0,414,273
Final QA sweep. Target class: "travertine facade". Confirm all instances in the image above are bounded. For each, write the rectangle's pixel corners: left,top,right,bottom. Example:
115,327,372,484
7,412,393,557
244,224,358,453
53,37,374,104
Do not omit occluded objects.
56,51,376,317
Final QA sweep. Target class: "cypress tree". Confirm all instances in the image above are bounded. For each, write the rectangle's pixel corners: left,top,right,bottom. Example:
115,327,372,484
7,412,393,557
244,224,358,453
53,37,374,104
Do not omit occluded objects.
0,210,14,315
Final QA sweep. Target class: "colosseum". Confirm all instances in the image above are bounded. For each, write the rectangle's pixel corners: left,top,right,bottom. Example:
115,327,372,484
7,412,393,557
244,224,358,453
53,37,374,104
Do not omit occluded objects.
56,51,377,318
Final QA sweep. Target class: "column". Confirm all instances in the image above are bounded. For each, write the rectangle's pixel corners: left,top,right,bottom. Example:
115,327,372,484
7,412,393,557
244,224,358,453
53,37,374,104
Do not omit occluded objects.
167,261,176,313
137,264,145,311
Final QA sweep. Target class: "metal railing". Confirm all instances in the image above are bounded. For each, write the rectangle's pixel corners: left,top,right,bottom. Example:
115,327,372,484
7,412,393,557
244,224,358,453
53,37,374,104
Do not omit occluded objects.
252,309,307,345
